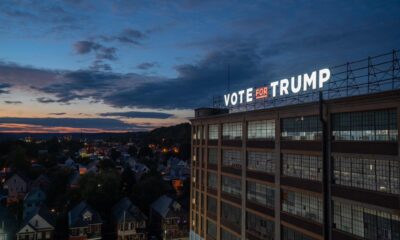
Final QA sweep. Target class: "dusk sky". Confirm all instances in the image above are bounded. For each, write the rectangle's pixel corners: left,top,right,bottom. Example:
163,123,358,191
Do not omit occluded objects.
0,0,399,133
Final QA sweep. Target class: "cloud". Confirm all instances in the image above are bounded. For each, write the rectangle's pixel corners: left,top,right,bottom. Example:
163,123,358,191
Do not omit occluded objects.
0,117,144,131
104,42,264,109
0,83,11,94
99,111,173,119
137,62,159,70
37,97,57,104
48,112,66,116
4,101,22,104
99,28,147,45
73,40,117,61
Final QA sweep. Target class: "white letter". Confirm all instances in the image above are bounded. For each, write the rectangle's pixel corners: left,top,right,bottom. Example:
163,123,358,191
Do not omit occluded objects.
280,79,289,95
246,88,253,103
291,76,302,93
270,81,279,97
231,92,238,106
224,94,230,107
319,68,331,88
303,71,317,91
238,90,245,103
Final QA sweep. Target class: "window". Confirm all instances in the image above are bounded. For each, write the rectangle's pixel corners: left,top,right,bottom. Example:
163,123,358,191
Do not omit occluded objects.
221,202,241,227
222,122,242,140
333,155,400,194
332,109,398,141
207,196,217,213
282,226,316,240
334,200,400,239
209,124,219,140
246,212,274,240
197,126,202,140
207,220,217,238
247,151,275,173
207,172,217,189
248,120,275,140
221,175,241,197
247,181,274,208
221,228,240,240
281,115,321,140
208,148,218,165
282,190,323,223
222,150,242,169
282,154,322,181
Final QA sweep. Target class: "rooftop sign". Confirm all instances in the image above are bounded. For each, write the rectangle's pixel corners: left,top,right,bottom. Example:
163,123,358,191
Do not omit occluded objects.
223,68,331,107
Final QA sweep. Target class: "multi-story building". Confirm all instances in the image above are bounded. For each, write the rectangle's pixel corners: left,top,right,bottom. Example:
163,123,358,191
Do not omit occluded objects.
189,89,400,240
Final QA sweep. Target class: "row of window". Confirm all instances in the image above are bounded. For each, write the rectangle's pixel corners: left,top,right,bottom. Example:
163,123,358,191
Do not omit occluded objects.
282,190,323,223
198,151,400,194
334,200,400,239
201,195,400,239
206,219,313,240
282,154,322,181
193,109,398,142
333,155,400,194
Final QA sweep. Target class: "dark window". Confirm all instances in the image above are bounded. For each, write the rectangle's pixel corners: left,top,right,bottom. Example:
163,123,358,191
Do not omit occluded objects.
247,181,274,208
247,151,275,173
207,196,217,213
282,154,322,181
207,220,217,238
221,202,241,227
334,155,400,194
332,109,398,141
207,172,217,189
222,150,242,169
221,175,241,197
222,122,242,140
221,228,240,240
281,115,322,140
208,148,218,165
282,190,323,223
282,226,316,240
246,212,274,240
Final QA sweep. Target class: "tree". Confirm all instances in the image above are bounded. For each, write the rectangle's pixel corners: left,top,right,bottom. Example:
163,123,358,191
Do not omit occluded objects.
128,145,138,157
79,171,121,215
9,146,30,173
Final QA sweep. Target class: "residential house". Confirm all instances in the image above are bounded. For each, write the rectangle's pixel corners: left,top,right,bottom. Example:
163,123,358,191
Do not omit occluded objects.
150,195,189,240
0,206,17,240
3,173,30,204
16,206,55,240
23,188,47,220
31,174,51,191
112,197,147,240
68,201,102,240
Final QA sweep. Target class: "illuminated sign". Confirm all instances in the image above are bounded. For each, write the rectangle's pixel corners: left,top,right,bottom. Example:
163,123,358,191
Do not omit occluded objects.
224,68,330,107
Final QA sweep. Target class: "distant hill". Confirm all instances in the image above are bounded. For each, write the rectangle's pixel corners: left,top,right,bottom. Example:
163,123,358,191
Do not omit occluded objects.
143,123,191,146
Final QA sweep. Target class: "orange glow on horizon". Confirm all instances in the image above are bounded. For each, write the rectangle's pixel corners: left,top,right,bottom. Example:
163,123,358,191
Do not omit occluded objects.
0,123,135,133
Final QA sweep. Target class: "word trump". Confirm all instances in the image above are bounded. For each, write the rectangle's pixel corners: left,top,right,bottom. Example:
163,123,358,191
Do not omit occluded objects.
224,68,331,107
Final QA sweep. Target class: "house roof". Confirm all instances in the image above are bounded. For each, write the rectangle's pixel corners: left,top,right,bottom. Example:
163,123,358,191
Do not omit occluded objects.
5,172,30,184
112,197,147,223
69,201,102,227
23,205,56,227
150,195,183,219
24,188,46,202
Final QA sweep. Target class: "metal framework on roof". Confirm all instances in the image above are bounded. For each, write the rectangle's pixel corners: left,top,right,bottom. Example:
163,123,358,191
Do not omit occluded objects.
212,49,400,113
